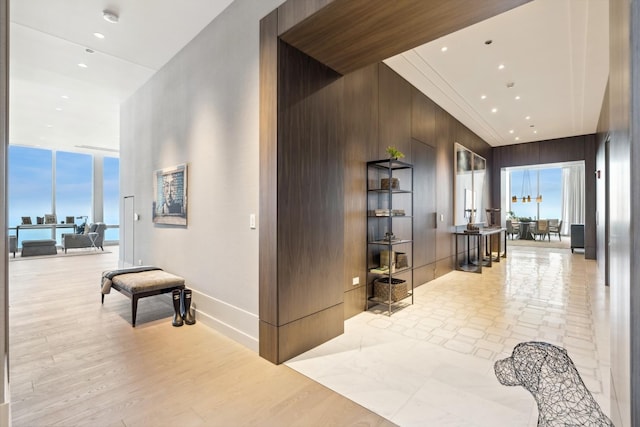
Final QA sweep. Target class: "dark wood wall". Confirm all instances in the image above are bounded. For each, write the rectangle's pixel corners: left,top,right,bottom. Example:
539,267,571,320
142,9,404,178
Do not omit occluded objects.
491,135,597,259
259,0,524,365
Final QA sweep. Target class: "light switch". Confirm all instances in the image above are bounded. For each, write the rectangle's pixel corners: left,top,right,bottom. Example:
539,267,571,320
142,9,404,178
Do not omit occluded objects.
352,277,359,285
250,214,256,229
440,214,444,222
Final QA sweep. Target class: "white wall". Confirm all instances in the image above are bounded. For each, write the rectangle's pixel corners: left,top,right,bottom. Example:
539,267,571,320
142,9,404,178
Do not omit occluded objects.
120,0,284,351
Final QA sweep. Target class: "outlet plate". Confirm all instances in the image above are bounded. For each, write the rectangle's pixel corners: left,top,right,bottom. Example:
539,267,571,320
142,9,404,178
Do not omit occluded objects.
352,276,359,285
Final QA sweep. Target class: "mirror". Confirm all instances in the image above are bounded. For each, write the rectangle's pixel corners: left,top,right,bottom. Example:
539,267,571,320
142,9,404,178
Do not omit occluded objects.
454,143,486,226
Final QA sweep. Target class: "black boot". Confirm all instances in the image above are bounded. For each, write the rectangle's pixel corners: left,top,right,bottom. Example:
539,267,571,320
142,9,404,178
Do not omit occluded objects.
182,288,196,325
172,289,183,327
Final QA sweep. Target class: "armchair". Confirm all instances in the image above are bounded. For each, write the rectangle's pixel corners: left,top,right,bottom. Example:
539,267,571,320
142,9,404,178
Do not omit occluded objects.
61,222,106,253
506,220,520,240
549,219,562,240
532,219,550,241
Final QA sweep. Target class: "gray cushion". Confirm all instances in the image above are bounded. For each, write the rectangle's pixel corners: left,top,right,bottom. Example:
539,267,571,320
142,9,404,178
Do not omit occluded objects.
112,270,185,294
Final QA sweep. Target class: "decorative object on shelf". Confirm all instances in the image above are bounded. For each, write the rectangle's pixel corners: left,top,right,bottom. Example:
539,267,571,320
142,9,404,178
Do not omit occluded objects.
36,216,44,224
385,145,405,159
381,177,399,190
153,163,188,226
374,278,407,302
21,216,32,225
380,250,395,271
396,252,408,269
382,231,397,242
495,342,612,426
65,216,75,225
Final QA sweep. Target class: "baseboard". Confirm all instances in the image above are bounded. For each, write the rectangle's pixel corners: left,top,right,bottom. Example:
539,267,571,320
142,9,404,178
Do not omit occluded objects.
0,401,9,427
191,290,259,353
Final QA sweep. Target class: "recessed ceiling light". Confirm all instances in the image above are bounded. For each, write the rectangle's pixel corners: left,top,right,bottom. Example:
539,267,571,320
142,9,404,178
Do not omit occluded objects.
525,116,531,120
515,137,520,141
85,48,95,54
481,95,487,100
46,124,53,128
61,95,69,99
491,108,498,113
102,10,119,24
55,107,62,111
515,95,521,100
485,40,493,45
441,46,448,52
534,130,538,134
498,64,505,70
78,63,88,68
509,130,514,134
93,32,105,39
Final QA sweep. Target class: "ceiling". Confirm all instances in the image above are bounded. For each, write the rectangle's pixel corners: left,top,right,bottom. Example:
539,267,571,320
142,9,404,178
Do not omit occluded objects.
9,0,609,154
385,0,609,146
9,0,236,154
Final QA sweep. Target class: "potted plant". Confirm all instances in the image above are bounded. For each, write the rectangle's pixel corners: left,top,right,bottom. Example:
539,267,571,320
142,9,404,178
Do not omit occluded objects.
386,146,405,160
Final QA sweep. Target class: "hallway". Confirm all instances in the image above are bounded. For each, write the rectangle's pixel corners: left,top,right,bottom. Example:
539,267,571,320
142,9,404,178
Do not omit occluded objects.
287,246,610,426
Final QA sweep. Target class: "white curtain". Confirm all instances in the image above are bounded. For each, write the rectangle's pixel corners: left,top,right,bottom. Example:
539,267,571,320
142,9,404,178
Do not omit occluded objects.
560,164,585,234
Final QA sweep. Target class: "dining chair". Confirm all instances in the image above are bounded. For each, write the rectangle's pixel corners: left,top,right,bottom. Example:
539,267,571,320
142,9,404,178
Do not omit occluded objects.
549,219,562,240
533,219,550,241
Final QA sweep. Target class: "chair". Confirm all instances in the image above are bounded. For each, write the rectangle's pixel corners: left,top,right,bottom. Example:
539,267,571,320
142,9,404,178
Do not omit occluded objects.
8,235,16,258
61,222,106,253
532,220,550,241
548,219,562,240
506,220,520,239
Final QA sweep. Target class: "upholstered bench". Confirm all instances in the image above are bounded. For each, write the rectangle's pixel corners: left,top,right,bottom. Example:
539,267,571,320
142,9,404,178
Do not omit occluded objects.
101,266,185,327
21,239,57,257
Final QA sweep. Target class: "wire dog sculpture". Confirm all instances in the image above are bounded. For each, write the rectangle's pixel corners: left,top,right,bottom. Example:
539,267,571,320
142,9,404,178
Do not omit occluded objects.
494,341,613,426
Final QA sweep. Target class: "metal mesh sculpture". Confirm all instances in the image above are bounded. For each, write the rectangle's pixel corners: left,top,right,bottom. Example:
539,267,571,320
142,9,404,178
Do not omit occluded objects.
494,341,613,426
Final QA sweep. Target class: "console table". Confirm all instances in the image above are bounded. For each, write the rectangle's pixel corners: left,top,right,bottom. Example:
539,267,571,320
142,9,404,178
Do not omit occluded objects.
454,227,507,273
15,223,77,243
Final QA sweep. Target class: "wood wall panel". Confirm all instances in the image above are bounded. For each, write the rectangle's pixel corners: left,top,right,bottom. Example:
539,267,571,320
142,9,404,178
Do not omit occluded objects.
279,0,531,74
343,64,378,315
343,286,366,319
491,134,597,260
583,134,597,259
277,41,344,325
378,64,412,162
435,106,454,264
412,90,436,146
414,264,435,288
259,10,279,332
412,139,436,272
277,0,336,35
278,304,344,364
259,321,278,363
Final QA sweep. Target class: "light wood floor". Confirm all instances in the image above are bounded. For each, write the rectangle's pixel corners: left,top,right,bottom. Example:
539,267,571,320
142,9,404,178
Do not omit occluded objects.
8,248,393,427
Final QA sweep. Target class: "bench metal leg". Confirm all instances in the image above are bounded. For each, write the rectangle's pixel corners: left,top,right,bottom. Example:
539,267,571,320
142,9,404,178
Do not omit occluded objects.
132,296,139,327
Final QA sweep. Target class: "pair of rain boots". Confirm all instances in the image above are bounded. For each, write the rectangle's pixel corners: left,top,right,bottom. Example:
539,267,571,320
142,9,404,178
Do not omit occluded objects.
172,288,196,327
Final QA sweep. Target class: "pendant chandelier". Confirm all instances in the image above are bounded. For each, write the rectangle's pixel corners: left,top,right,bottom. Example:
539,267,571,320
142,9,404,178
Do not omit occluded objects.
512,169,532,203
512,169,543,203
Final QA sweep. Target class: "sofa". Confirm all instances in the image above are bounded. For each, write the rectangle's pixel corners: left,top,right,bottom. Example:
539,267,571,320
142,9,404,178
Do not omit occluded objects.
61,222,106,253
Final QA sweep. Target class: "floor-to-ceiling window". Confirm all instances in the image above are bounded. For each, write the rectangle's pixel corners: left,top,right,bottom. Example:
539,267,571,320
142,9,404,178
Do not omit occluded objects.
505,162,584,234
8,145,120,246
8,146,53,241
55,151,93,242
103,156,120,241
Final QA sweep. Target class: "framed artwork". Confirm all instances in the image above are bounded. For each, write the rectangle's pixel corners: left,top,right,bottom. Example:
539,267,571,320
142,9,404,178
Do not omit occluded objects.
153,163,187,226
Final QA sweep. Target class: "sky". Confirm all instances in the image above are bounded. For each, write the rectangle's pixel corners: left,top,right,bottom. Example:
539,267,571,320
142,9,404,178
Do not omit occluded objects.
8,145,119,242
509,168,562,220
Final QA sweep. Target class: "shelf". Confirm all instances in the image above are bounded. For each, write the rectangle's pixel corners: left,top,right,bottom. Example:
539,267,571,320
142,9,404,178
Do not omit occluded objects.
368,188,412,194
367,159,413,170
368,239,412,245
368,266,412,275
366,157,414,315
367,291,413,305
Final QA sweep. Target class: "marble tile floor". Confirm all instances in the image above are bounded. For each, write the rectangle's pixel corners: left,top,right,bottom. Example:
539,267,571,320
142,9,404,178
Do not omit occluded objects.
286,246,610,426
